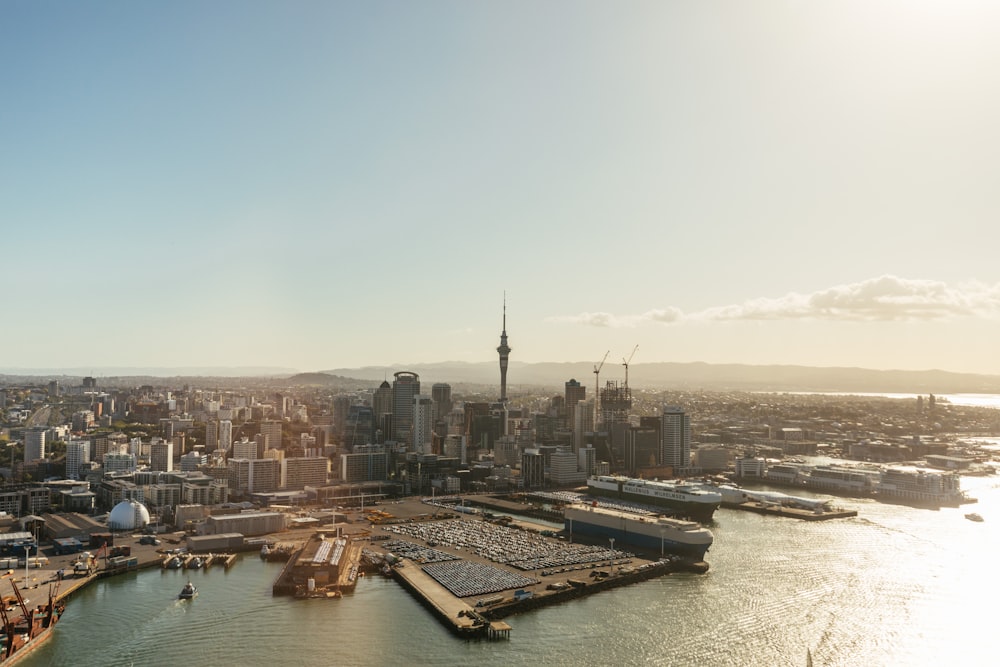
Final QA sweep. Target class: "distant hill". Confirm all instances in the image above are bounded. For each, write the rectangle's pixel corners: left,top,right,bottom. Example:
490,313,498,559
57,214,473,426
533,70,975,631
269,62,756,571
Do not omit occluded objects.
4,362,999,394
321,361,1000,394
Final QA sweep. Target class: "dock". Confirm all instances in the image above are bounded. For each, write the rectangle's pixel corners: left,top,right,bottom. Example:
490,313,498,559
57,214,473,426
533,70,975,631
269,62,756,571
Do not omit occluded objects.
392,565,488,637
727,502,858,521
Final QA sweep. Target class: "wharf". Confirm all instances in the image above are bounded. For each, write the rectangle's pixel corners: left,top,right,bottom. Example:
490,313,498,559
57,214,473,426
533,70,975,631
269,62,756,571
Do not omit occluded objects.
728,502,858,521
391,565,489,637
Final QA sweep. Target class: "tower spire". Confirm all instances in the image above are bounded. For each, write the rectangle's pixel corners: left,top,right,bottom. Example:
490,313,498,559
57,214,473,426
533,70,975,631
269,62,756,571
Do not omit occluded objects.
497,292,511,403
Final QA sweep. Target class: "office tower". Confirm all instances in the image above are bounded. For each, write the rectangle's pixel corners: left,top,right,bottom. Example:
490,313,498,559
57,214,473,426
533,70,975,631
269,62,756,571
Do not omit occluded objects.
150,439,174,472
372,380,393,445
259,420,284,451
578,445,596,477
564,379,586,424
392,371,420,445
280,457,329,490
205,420,219,453
254,434,268,459
24,429,46,462
497,296,511,403
573,399,594,451
48,380,59,397
661,406,691,472
227,458,280,493
624,426,660,475
521,449,544,489
233,438,259,460
431,383,452,422
332,396,352,440
66,439,91,479
341,446,388,483
413,395,435,454
219,420,233,454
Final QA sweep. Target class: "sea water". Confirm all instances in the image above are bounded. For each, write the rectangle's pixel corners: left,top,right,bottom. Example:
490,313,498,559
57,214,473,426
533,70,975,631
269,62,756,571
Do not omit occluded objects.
22,475,1000,667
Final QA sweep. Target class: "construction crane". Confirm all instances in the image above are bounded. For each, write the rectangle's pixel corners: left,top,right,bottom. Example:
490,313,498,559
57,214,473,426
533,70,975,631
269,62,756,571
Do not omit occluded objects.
622,345,639,388
593,350,609,427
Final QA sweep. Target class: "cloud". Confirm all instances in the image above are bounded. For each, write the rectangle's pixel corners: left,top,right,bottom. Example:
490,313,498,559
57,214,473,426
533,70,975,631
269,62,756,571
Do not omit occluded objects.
549,276,1000,327
548,307,684,328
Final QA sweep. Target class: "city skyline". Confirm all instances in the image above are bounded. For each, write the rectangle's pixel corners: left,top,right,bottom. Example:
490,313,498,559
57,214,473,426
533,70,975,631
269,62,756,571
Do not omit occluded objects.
5,2,1000,374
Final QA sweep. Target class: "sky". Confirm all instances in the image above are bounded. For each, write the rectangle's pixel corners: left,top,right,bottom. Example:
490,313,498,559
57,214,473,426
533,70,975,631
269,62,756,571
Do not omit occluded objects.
3,1,1000,375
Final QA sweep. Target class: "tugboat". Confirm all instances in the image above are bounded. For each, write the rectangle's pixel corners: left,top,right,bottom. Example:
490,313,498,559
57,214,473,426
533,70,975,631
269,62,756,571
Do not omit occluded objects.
178,581,198,600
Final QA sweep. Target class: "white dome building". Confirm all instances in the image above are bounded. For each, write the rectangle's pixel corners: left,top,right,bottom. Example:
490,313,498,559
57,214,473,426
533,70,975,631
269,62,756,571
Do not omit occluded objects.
108,500,150,531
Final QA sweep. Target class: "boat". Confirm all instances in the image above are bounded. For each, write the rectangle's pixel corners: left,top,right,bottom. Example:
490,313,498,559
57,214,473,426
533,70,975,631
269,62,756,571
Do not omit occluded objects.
564,503,714,560
165,556,182,569
587,475,722,522
178,581,197,600
965,513,984,522
0,579,63,664
186,557,203,570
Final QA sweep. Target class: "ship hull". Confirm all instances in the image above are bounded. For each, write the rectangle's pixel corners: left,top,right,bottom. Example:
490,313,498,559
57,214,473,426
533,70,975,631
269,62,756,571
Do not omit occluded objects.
564,506,712,561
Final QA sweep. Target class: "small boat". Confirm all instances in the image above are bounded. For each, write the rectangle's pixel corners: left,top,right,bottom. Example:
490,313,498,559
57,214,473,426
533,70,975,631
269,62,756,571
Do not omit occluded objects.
178,581,197,600
186,557,203,570
166,556,182,569
965,513,984,522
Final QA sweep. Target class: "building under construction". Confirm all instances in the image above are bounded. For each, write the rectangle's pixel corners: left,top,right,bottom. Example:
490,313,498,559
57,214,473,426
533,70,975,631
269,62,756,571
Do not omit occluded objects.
599,380,632,429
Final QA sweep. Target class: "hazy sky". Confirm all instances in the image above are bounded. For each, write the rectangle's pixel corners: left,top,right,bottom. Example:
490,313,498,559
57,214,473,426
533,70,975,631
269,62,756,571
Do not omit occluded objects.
4,1,1000,374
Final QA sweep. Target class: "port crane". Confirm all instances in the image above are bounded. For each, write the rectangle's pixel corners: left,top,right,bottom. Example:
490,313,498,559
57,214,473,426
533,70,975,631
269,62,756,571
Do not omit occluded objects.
622,344,638,388
593,351,609,427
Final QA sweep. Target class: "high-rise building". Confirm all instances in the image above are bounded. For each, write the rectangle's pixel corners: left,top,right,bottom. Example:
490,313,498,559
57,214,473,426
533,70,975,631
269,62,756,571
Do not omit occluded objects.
372,380,393,445
259,421,283,451
66,438,91,479
233,438,259,460
521,449,544,489
205,421,219,453
412,395,435,454
599,380,631,428
661,406,691,472
497,296,511,403
218,420,233,454
578,445,597,477
24,429,46,463
431,383,452,422
565,379,586,426
341,446,388,483
281,457,329,490
392,372,420,445
150,439,174,472
573,399,594,451
227,458,280,493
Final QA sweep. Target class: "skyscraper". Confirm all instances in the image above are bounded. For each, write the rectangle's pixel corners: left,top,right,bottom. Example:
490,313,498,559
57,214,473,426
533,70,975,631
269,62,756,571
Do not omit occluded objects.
392,372,420,444
431,383,452,422
150,439,174,472
259,421,283,452
565,378,586,427
412,395,435,455
219,420,233,454
497,295,511,403
660,405,691,472
205,420,219,453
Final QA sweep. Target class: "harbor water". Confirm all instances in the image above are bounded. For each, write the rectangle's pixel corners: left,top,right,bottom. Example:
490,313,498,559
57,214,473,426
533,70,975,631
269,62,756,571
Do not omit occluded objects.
20,475,1000,667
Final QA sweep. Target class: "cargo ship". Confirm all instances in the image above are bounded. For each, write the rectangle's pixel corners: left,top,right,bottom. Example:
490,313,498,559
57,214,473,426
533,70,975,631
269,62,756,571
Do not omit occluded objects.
586,475,722,522
564,503,713,560
0,580,63,665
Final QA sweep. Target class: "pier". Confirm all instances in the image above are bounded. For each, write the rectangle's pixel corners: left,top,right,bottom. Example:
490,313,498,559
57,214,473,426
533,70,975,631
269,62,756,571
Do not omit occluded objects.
726,502,858,521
